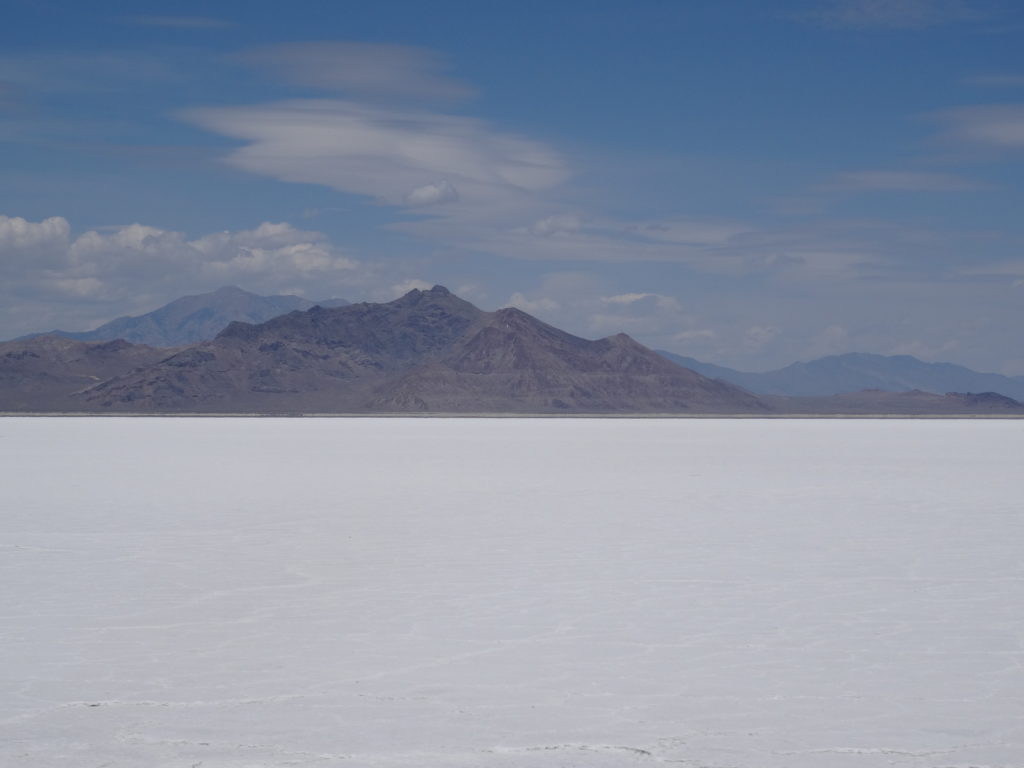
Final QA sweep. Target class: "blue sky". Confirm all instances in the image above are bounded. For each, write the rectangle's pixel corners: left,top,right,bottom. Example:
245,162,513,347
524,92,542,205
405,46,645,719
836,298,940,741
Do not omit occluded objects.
2,0,1023,373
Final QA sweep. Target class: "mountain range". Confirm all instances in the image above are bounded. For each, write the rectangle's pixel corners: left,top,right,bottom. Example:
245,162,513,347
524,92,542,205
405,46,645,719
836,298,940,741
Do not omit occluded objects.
657,350,1024,401
75,286,766,414
1,287,1020,415
18,286,349,347
0,336,178,412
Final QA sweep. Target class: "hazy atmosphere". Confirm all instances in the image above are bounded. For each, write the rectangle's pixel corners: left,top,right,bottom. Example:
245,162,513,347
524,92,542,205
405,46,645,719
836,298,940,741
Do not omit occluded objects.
3,0,1023,374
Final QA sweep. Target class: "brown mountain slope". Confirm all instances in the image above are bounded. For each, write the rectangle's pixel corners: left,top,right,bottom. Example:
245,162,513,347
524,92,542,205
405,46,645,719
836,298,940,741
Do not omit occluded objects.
371,307,766,412
78,286,768,414
0,336,177,411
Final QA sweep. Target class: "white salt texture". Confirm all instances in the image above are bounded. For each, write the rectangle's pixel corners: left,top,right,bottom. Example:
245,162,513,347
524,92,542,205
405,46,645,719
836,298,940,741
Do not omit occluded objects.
1,417,1023,767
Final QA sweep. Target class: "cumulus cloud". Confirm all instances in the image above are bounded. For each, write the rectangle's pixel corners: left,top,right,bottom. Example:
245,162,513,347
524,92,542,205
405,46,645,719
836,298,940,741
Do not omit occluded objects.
531,214,582,236
183,99,569,216
0,215,360,336
589,298,688,336
404,179,459,206
60,221,356,286
504,292,560,315
673,329,717,342
501,274,703,345
602,293,682,312
602,293,656,306
238,42,475,102
0,214,70,270
745,324,782,347
806,0,984,29
390,278,434,296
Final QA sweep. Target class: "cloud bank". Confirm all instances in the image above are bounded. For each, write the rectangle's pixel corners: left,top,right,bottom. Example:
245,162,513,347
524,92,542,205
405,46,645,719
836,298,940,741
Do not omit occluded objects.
0,215,358,336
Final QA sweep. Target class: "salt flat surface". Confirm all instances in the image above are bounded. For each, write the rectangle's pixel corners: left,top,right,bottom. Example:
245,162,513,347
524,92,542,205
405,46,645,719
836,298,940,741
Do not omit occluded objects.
1,417,1023,768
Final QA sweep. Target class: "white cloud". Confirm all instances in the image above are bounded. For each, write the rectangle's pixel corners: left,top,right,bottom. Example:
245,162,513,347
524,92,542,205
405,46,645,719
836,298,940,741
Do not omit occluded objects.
61,221,356,285
602,293,682,312
56,276,110,298
184,99,569,217
940,104,1024,148
531,214,582,236
183,48,860,277
0,215,360,336
404,179,459,207
806,0,984,29
503,292,560,315
602,293,656,306
390,278,434,297
673,329,717,342
238,42,474,102
0,214,70,270
745,325,782,347
502,274,703,344
192,224,355,278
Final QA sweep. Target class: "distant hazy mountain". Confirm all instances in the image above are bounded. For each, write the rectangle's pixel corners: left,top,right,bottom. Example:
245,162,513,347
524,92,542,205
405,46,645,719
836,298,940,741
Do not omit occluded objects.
658,351,1024,401
761,389,1024,415
78,286,768,414
18,286,349,347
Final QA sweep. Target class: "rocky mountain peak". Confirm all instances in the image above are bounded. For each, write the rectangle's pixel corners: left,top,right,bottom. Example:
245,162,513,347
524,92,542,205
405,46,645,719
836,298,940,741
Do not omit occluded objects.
63,287,769,413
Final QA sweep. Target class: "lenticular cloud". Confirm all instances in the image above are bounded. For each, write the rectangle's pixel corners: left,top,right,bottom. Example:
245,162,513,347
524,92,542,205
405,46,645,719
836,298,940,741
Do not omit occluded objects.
183,99,570,210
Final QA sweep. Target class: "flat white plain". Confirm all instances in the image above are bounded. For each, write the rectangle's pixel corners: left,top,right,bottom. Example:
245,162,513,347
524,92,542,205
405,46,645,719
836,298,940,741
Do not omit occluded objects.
1,417,1023,768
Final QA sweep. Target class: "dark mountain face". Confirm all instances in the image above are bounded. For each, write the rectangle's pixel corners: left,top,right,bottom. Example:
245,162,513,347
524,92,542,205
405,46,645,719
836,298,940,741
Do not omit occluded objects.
15,286,350,347
78,287,768,414
0,336,177,411
372,308,766,413
658,350,1024,401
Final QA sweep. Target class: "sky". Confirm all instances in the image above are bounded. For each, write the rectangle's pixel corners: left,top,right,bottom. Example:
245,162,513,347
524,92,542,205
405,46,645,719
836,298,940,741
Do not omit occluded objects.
2,0,1023,374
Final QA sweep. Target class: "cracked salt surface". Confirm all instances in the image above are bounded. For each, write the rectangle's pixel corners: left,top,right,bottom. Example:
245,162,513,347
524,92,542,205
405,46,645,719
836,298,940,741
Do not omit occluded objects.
1,417,1023,767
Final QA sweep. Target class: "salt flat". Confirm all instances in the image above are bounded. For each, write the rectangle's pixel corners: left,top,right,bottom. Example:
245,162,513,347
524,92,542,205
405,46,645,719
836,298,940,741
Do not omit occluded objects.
1,417,1022,768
